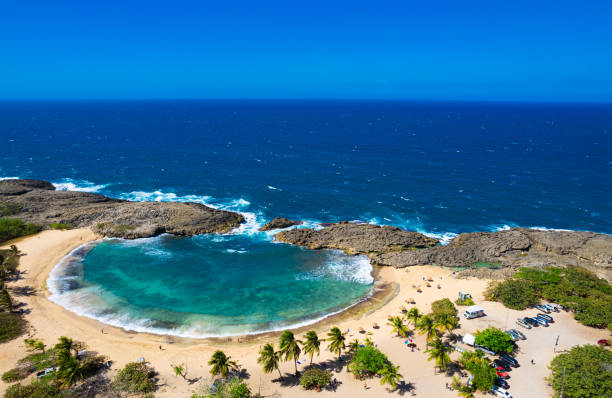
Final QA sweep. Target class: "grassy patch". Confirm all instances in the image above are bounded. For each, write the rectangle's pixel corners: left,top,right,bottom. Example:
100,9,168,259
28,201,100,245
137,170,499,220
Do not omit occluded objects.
113,224,135,233
18,349,57,371
455,296,475,306
49,222,71,230
0,312,25,343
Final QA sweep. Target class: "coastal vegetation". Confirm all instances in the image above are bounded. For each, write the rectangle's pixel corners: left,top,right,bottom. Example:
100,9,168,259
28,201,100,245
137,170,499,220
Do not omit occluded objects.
425,337,453,373
302,330,321,365
486,266,612,329
279,331,302,376
209,350,238,378
0,246,25,343
548,344,612,398
0,218,41,244
474,327,514,354
454,296,475,306
299,368,333,391
49,222,71,230
114,361,157,395
192,377,258,398
3,336,111,398
257,343,281,379
326,327,346,360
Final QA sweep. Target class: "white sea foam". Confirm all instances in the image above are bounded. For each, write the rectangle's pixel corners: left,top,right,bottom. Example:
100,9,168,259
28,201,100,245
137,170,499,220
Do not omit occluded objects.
298,252,374,285
0,176,19,181
267,185,281,191
53,178,110,193
418,230,458,245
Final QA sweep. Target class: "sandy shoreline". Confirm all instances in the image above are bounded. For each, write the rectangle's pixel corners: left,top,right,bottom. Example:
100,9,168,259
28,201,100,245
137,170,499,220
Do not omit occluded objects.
1,229,607,397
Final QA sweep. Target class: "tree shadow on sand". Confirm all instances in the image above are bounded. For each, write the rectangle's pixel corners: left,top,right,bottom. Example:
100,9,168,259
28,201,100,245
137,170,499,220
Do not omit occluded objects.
9,286,36,296
394,380,417,396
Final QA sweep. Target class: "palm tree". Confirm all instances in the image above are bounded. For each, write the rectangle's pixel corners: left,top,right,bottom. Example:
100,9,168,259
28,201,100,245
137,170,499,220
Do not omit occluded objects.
208,350,237,378
24,339,45,353
387,316,408,337
378,363,402,390
302,331,321,365
54,336,85,357
348,338,361,354
258,343,282,380
425,337,453,374
417,315,438,346
279,330,302,376
327,327,346,360
56,349,83,389
171,363,186,379
364,336,374,347
405,307,422,329
434,313,459,336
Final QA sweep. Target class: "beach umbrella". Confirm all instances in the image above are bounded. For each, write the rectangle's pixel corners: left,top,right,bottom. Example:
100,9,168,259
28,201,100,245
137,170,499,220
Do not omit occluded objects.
359,327,366,333
400,306,407,312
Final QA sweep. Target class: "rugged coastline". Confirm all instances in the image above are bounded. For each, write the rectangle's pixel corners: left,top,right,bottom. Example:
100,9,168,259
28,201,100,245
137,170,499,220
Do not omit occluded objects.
275,222,612,281
0,179,244,238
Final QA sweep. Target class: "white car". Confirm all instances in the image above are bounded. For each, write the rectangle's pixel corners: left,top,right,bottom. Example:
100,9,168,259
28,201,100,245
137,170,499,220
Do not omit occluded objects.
491,386,513,398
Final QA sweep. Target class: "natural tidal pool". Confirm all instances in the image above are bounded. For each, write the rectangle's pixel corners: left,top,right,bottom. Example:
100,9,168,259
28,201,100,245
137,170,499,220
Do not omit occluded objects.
48,234,373,337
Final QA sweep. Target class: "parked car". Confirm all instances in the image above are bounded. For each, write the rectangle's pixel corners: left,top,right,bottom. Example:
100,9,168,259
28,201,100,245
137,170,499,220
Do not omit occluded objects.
544,303,559,312
536,304,551,313
516,318,531,329
598,339,611,346
510,329,526,340
493,359,512,371
504,330,519,341
496,370,510,379
495,377,510,389
499,355,519,367
491,386,513,398
537,313,554,323
475,344,496,356
524,317,539,327
553,303,565,311
532,316,549,327
36,367,56,378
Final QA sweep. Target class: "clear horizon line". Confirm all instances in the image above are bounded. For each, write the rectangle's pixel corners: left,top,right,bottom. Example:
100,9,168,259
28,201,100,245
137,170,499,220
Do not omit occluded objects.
1,97,611,105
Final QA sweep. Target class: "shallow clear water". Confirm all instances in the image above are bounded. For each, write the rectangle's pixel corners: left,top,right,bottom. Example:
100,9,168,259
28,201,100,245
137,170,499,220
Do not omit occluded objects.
48,234,373,337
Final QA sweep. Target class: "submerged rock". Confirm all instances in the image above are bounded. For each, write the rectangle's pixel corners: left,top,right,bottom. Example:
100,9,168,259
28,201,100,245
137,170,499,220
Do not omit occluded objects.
275,222,439,255
0,179,245,238
259,217,302,231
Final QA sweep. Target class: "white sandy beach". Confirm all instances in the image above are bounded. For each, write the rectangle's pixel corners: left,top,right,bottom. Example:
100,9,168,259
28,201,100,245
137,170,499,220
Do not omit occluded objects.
1,229,607,397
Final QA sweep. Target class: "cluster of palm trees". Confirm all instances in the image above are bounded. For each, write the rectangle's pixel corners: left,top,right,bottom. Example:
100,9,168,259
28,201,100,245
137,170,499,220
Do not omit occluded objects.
387,306,458,374
257,326,346,379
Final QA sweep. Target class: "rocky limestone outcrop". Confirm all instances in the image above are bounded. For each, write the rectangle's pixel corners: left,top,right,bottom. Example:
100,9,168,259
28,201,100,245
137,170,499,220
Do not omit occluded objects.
0,179,244,238
369,228,612,281
259,217,302,231
275,222,439,255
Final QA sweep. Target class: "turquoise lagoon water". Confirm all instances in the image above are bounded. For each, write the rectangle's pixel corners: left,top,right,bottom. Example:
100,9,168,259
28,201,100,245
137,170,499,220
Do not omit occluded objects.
48,233,373,337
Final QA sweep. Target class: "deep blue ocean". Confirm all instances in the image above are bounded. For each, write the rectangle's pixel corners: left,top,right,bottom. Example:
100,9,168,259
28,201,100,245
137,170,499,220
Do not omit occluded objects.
3,100,611,336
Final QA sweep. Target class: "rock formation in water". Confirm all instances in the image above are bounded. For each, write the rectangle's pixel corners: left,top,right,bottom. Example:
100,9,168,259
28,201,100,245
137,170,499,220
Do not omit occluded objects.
259,217,302,231
276,223,612,281
0,179,244,238
275,222,439,254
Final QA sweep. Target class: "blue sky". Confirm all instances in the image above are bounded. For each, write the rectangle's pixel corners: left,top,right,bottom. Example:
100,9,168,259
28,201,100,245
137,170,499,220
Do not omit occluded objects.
2,1,611,101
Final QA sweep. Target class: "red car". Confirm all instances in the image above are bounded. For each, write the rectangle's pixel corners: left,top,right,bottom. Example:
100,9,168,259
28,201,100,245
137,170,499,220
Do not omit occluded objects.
496,370,510,379
598,339,610,346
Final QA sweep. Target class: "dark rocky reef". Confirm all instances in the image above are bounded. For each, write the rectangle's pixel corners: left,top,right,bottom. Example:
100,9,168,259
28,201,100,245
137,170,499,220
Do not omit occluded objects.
0,179,244,238
275,222,439,255
370,228,612,281
275,222,612,282
259,217,303,231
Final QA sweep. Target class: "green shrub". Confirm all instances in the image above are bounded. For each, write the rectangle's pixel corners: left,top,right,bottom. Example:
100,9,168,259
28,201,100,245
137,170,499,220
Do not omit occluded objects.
0,218,41,243
299,368,332,390
474,327,514,354
113,224,135,233
348,345,391,379
191,377,254,398
18,349,56,371
49,223,71,230
0,203,22,217
458,351,496,392
549,344,612,398
4,378,60,398
455,296,475,306
2,366,34,382
431,298,457,316
486,278,538,310
113,362,156,394
0,312,24,343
